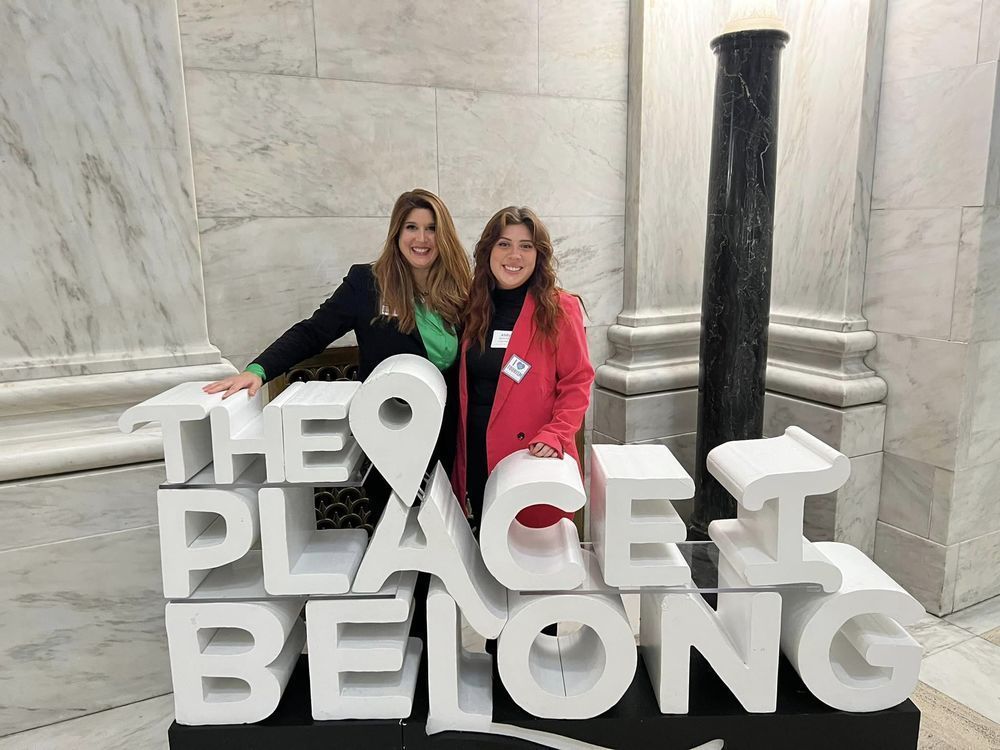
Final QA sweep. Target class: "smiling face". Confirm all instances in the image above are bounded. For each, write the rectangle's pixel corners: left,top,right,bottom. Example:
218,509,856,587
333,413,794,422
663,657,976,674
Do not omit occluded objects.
397,207,438,275
489,222,536,290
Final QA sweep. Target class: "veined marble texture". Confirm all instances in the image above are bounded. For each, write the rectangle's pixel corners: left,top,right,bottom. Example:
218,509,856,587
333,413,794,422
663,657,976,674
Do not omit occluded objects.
874,520,957,614
863,208,963,339
940,458,1000,545
881,0,982,83
453,215,624,330
878,452,949,539
803,451,882,557
0,526,170,736
200,217,385,364
437,89,626,218
0,1,219,381
954,207,1000,345
762,393,885,457
957,339,1000,470
864,331,967,469
538,0,629,101
314,0,536,93
0,463,163,552
621,0,725,319
982,0,1000,64
872,62,997,210
178,0,316,76
954,529,1000,612
770,0,885,327
185,68,437,216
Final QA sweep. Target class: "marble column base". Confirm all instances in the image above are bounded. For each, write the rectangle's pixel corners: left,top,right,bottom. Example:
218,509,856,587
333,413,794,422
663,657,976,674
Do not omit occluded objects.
0,462,172,736
594,320,700,396
0,363,236,482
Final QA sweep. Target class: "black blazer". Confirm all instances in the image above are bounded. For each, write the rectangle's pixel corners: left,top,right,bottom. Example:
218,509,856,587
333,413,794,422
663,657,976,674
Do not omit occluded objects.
252,263,458,473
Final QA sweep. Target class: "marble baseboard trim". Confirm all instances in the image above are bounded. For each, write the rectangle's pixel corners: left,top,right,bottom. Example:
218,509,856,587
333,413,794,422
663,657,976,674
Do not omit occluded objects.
0,363,235,482
769,311,872,333
766,323,887,407
953,529,1000,610
0,346,225,384
594,321,700,395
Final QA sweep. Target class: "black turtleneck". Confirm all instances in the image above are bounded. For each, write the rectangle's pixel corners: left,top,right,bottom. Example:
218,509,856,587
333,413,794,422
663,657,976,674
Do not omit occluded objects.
465,282,529,527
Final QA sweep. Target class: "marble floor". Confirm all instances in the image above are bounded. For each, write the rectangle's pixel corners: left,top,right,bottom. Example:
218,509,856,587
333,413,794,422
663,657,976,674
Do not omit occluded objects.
1,596,998,750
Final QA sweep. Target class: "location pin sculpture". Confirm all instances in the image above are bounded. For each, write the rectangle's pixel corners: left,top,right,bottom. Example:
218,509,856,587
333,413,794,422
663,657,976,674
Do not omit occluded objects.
349,355,447,506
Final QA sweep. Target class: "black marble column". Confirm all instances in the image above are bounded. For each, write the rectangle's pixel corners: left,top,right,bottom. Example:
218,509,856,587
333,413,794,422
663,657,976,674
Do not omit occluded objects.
689,28,789,539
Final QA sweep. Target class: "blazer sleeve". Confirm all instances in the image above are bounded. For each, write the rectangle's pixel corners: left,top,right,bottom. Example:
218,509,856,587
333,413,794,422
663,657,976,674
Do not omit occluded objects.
529,295,594,457
251,265,363,381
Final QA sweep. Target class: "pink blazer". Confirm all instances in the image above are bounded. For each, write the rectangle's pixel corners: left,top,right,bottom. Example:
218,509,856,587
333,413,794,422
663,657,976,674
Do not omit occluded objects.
452,290,594,527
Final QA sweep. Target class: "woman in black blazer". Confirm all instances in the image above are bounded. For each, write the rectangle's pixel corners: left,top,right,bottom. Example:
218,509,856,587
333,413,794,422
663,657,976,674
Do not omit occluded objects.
204,188,471,510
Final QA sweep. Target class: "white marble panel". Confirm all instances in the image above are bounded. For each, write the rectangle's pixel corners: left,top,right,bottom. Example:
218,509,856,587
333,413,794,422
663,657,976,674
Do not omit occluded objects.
981,0,1000,63
547,217,625,328
874,521,958,615
0,463,163,552
0,694,173,750
951,207,983,342
0,527,170,736
959,340,1000,469
763,393,885,457
881,0,982,82
200,217,384,364
538,0,629,100
0,1,219,381
186,68,437,216
832,451,884,557
919,637,1000,723
940,460,1000,545
178,0,316,76
953,529,1000,610
772,0,885,326
437,89,626,217
945,594,1000,634
314,0,537,93
877,453,940,538
586,326,612,430
872,62,996,209
904,613,976,656
863,208,962,338
864,332,967,469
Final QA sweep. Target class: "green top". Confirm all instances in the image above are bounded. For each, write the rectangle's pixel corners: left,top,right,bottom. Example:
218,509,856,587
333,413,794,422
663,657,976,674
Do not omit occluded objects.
245,363,266,381
414,303,458,371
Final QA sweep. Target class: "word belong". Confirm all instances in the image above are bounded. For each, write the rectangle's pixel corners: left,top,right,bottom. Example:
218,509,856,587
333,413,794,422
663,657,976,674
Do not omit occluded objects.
120,355,924,744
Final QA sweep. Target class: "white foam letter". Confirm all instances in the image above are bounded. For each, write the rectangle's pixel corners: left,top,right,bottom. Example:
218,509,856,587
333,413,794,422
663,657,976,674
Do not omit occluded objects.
281,381,363,483
590,444,693,587
165,599,305,725
480,451,586,591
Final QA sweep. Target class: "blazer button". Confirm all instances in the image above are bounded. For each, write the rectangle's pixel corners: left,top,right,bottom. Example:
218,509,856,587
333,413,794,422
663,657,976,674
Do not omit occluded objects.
517,432,525,440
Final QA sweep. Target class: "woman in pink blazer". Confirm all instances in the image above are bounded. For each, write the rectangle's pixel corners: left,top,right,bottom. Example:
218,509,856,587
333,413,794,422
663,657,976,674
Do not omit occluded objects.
452,206,594,532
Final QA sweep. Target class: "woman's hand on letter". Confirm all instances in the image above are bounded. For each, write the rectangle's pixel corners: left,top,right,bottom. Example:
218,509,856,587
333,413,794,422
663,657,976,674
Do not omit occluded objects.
528,442,558,458
202,372,263,399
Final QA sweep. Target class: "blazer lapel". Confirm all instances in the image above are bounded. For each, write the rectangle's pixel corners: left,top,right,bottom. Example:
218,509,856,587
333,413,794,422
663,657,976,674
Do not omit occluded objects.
489,291,537,426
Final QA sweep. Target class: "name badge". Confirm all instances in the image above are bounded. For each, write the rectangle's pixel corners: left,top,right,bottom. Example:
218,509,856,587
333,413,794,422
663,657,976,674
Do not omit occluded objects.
502,354,531,383
491,330,513,349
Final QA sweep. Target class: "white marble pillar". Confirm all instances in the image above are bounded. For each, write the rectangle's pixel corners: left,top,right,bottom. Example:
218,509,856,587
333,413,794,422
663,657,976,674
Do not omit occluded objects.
595,0,888,551
0,0,232,735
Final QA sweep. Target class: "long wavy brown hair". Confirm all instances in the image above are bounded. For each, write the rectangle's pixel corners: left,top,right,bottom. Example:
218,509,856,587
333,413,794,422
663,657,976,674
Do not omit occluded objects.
372,189,470,333
463,206,563,350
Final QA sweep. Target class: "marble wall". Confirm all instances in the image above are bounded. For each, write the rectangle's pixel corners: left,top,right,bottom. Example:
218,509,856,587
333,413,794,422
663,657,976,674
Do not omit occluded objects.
178,0,630,373
866,0,1000,614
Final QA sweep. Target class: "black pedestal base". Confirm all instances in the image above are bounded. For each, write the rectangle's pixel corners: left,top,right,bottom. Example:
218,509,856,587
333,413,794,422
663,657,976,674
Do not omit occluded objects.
169,651,919,750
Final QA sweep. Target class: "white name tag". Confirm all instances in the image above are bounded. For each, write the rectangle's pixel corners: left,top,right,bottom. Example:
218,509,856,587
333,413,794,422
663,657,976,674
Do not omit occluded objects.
491,330,513,349
502,354,531,383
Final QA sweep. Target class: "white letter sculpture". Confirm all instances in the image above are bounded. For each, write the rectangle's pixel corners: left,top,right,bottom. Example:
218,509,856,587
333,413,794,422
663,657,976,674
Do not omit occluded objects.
353,462,508,638
425,576,493,735
208,389,269,483
165,598,306,725
280,381,363,483
590,444,694,587
157,487,260,598
497,551,636,719
306,571,422,719
349,355,446,506
640,557,782,713
708,426,847,592
480,451,587,591
780,542,924,712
